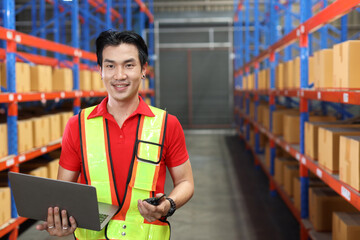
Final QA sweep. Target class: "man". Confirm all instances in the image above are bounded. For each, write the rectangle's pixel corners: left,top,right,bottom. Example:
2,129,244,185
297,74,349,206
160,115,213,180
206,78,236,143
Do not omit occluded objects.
37,30,194,239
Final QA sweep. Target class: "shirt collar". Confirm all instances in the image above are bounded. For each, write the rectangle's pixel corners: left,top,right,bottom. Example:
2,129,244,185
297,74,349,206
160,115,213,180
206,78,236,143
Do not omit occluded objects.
87,96,155,120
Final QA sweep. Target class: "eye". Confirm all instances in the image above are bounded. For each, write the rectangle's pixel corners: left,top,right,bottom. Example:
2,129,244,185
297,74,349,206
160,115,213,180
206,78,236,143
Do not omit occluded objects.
105,64,114,69
125,63,135,69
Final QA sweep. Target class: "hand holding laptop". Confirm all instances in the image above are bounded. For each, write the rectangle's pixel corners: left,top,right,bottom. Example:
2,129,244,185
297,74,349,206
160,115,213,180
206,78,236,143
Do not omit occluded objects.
36,206,77,236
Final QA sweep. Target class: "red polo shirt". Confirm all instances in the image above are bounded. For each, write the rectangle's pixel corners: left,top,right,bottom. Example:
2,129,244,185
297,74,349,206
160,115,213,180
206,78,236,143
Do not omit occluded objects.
59,96,189,203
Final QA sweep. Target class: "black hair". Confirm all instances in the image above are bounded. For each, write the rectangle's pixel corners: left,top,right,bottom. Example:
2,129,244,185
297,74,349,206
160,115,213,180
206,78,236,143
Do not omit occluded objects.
95,30,148,68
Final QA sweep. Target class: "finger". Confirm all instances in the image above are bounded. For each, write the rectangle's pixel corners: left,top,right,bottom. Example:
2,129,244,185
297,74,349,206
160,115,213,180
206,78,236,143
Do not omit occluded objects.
36,222,48,231
61,210,69,230
69,216,77,231
46,207,55,229
155,193,165,198
53,207,62,230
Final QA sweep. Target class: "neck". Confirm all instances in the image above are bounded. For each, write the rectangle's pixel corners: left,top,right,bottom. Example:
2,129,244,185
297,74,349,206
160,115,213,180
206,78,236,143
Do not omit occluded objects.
107,95,140,127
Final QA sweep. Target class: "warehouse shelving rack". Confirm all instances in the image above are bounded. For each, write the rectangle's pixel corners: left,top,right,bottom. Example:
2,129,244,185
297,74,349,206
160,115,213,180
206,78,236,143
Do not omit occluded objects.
234,0,360,239
0,1,155,239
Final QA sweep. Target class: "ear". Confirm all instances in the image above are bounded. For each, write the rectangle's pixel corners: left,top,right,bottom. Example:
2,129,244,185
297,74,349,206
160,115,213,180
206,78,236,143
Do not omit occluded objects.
142,62,148,76
98,66,103,79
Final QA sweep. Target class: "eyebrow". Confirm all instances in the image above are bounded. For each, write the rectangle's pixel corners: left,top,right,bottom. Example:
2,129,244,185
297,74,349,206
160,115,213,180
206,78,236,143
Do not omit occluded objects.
103,58,136,64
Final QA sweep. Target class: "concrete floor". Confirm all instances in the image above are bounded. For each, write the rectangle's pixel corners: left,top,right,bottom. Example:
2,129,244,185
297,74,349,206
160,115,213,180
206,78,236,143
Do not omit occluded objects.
13,131,299,240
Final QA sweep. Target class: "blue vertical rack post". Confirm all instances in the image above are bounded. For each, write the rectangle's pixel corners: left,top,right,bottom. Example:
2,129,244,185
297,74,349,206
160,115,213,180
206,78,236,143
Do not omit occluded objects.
72,0,80,115
126,0,132,30
4,0,18,221
148,0,155,106
244,0,251,144
254,0,261,157
299,0,310,226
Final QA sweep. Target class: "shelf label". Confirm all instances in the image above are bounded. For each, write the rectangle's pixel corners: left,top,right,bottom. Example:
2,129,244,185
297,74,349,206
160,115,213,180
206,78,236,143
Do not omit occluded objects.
296,153,300,160
55,97,60,103
301,157,306,165
60,92,65,98
41,147,47,153
297,91,300,97
41,93,45,99
15,35,21,43
6,158,14,167
317,92,321,99
19,155,26,162
286,145,290,152
9,94,14,101
285,90,288,95
316,168,322,178
341,186,351,201
343,93,349,103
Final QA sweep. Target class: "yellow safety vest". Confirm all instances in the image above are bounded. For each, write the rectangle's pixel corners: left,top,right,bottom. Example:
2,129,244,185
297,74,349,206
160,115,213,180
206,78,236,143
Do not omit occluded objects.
74,105,171,240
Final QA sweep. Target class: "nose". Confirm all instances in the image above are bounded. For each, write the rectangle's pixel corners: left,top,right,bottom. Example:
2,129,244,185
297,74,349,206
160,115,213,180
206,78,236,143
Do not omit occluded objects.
114,67,126,80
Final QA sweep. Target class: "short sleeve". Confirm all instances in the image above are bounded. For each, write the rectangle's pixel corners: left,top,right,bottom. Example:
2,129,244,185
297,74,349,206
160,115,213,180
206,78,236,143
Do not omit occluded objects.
164,114,189,168
59,115,82,172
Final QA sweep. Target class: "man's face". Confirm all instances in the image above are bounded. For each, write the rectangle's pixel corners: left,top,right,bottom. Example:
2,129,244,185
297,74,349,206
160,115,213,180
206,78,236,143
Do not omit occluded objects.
101,43,145,104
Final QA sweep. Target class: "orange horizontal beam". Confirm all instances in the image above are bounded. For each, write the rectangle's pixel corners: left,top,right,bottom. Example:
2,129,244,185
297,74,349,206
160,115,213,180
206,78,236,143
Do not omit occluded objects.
134,0,154,23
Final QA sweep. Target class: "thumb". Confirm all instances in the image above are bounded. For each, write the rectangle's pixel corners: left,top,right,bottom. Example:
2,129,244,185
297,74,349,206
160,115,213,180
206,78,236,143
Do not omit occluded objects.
155,193,165,198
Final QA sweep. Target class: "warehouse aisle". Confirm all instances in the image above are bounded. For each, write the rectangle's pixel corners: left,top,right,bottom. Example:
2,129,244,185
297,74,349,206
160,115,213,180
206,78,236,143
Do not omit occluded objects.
16,131,299,240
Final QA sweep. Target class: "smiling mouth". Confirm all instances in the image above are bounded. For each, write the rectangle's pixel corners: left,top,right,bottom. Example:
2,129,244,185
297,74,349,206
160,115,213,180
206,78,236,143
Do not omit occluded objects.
112,82,130,89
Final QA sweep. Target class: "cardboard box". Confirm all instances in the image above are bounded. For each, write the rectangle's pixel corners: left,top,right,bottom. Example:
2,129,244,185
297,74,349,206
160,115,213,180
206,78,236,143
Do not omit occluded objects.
316,49,333,88
52,68,73,91
274,157,298,186
30,65,52,92
18,119,34,153
80,70,92,91
333,212,360,240
23,165,49,178
48,159,60,179
339,135,360,191
0,123,7,159
308,56,315,87
284,60,294,89
294,178,328,212
318,127,360,173
309,187,358,232
248,73,254,90
276,63,285,90
334,40,360,89
284,115,338,144
283,164,299,197
0,187,11,226
304,122,357,160
272,109,298,135
293,57,300,88
60,111,73,135
333,43,342,88
249,101,255,119
32,116,50,148
91,71,104,91
48,114,61,142
1,62,31,93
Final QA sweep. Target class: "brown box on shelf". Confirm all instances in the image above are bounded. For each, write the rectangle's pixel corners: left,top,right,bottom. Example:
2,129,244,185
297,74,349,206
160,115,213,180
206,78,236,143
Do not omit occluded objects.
60,111,74,135
283,114,337,144
276,63,284,90
18,119,34,153
283,164,299,198
293,57,300,88
0,187,11,226
333,40,360,89
318,127,360,173
48,114,61,142
0,123,8,159
272,109,298,136
339,135,360,192
48,159,60,179
293,178,328,212
309,187,358,232
30,65,52,92
32,116,50,148
24,165,49,178
80,70,92,91
284,60,294,89
308,56,315,87
274,157,298,186
52,68,73,91
333,212,360,240
317,49,333,88
91,71,104,91
304,122,356,160
2,62,31,93
249,101,255,119
265,143,288,169
333,43,342,88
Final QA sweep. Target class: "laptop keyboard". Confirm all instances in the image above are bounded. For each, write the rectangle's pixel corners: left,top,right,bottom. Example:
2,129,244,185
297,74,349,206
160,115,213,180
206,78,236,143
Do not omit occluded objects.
99,213,109,224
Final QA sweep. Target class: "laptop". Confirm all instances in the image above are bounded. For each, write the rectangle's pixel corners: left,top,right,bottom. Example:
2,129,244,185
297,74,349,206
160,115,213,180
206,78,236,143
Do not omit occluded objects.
8,172,119,231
